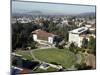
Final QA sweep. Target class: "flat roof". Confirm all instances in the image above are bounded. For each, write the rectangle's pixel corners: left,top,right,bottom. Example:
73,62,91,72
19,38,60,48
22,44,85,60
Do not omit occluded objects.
69,27,88,34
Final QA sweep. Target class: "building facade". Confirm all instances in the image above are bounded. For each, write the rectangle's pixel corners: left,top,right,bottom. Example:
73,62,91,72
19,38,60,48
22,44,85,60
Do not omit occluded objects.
69,27,89,47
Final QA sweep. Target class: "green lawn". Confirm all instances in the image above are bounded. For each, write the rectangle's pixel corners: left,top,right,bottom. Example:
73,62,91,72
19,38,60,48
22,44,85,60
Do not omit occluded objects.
16,50,33,60
15,48,76,69
33,48,76,68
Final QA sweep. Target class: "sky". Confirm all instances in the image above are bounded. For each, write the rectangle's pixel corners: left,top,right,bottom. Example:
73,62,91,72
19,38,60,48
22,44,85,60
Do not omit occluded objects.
12,1,96,15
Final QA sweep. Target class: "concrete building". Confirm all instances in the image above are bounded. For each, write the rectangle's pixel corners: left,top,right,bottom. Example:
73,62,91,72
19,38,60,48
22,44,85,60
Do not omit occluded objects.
69,27,89,47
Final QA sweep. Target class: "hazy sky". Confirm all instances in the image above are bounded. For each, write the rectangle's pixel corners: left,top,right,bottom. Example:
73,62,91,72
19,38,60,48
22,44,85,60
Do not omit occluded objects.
12,1,95,14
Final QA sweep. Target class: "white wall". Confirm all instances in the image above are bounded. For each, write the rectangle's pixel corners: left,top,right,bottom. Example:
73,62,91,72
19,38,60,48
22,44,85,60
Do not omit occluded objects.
33,34,37,41
48,37,53,44
69,32,80,47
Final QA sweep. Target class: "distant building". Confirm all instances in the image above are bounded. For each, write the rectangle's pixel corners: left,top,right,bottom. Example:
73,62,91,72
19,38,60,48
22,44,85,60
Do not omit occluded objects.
69,27,89,47
32,29,56,44
61,20,68,25
85,24,92,28
17,17,32,23
86,19,96,25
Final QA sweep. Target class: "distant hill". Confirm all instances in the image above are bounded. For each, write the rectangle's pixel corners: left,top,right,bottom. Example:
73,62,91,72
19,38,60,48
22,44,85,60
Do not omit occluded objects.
26,11,43,15
12,11,42,17
77,12,96,17
12,11,96,17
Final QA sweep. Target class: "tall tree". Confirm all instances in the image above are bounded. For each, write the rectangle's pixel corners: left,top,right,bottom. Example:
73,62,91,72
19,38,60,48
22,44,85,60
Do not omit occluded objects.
88,36,96,55
82,38,88,48
69,42,77,53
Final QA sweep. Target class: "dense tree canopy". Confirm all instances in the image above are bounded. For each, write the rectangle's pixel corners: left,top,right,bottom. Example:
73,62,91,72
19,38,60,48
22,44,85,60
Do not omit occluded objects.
12,22,39,51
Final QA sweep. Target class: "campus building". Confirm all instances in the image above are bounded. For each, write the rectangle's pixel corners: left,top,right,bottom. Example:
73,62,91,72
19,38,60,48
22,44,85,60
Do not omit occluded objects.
69,27,89,47
32,29,56,45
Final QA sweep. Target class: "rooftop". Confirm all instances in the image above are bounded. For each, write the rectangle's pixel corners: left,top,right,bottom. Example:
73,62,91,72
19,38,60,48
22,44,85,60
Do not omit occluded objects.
69,27,88,34
32,29,55,41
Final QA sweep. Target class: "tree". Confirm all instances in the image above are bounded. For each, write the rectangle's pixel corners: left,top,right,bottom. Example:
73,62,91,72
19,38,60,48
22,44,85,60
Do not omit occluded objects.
29,42,37,49
12,22,39,51
88,36,96,55
58,45,64,49
75,63,92,70
82,38,88,48
69,42,77,53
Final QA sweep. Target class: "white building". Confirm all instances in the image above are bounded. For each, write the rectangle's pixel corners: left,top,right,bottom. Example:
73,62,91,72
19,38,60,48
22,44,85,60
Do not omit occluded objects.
69,27,89,47
32,29,56,45
61,20,68,25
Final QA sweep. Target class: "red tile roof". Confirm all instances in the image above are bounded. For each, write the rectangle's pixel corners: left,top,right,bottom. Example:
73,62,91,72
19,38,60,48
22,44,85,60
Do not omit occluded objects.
32,29,54,41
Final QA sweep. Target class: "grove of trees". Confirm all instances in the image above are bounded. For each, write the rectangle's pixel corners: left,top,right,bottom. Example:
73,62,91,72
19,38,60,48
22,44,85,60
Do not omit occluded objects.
12,22,40,51
81,36,96,55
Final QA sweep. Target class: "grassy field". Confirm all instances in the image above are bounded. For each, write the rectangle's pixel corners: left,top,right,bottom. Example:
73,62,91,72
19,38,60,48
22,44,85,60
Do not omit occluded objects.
16,50,33,60
15,48,76,69
33,48,76,68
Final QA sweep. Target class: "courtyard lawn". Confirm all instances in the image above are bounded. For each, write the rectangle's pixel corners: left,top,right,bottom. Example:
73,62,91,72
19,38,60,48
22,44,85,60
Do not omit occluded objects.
33,48,76,68
15,48,77,69
16,50,33,60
